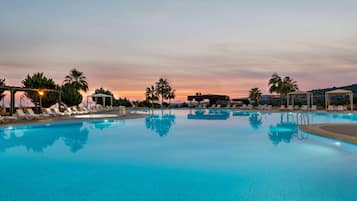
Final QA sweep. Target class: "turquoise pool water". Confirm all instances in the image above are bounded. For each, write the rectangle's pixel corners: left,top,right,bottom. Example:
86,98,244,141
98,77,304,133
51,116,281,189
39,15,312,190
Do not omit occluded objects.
1,110,357,201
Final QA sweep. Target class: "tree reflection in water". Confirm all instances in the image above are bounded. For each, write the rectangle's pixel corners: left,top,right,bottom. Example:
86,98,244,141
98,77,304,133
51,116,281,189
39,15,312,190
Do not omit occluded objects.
249,113,262,129
269,113,309,145
145,111,176,137
187,109,230,120
0,122,89,153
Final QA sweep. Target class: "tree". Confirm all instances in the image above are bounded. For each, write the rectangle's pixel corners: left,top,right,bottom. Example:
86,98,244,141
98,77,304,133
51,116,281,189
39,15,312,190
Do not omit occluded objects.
268,73,298,105
61,84,83,107
145,85,158,108
0,78,5,102
64,68,89,92
22,73,59,108
155,78,170,107
249,88,262,105
280,76,298,97
167,89,176,105
268,73,282,94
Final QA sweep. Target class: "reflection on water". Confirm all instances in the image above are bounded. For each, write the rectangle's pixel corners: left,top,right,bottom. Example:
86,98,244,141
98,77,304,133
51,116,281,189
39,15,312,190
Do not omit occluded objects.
0,110,321,153
187,109,230,120
249,113,262,129
0,122,89,153
145,111,176,137
269,113,309,145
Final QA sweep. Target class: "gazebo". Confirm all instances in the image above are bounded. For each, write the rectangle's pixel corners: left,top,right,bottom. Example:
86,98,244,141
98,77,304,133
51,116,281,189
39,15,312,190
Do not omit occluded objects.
287,91,313,108
325,89,353,111
87,93,113,107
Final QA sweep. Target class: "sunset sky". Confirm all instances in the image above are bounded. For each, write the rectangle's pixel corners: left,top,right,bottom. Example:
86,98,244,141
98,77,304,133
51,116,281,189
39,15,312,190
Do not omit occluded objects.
1,0,357,101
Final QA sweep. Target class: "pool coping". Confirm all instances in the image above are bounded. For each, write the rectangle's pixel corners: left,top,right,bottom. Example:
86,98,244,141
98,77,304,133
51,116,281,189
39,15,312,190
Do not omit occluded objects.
0,112,148,128
300,123,357,145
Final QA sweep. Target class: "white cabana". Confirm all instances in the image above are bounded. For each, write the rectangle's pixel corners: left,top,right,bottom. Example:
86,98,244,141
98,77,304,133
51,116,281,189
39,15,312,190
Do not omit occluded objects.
325,89,353,111
87,93,113,107
287,91,313,108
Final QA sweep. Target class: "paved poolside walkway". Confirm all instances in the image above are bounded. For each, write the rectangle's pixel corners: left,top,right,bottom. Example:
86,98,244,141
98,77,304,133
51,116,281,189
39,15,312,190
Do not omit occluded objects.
300,124,357,144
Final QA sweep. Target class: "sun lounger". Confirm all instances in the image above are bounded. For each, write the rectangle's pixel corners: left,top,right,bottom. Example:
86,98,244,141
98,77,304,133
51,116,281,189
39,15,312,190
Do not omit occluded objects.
216,104,221,109
71,107,87,114
280,105,286,111
16,109,38,120
287,105,294,111
44,108,58,116
54,108,67,116
67,107,81,115
311,105,317,111
294,105,300,110
301,105,308,111
337,105,344,111
26,108,47,119
247,104,253,110
328,105,335,111
210,104,216,109
266,105,272,111
80,107,90,114
0,115,17,122
240,104,247,110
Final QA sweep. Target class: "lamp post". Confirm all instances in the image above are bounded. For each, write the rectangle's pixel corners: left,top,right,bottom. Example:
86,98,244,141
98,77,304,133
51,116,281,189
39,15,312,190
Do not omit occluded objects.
38,90,44,112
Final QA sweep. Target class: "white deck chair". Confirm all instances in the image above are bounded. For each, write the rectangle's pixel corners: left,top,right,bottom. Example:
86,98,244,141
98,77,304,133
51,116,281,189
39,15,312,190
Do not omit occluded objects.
337,105,344,111
26,109,46,119
80,107,90,114
216,104,221,109
311,105,317,111
328,105,335,111
71,107,85,114
301,105,308,111
210,104,216,109
287,105,294,111
16,109,36,120
0,115,17,122
280,105,286,111
53,108,65,116
266,105,272,111
247,104,253,110
45,108,58,116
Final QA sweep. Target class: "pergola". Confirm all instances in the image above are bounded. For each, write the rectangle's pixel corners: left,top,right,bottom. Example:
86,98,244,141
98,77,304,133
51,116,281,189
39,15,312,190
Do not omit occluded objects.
287,91,313,108
87,93,113,107
0,86,61,115
325,89,353,111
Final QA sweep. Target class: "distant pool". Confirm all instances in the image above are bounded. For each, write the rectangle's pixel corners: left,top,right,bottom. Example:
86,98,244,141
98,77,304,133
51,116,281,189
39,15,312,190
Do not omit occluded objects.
1,110,357,201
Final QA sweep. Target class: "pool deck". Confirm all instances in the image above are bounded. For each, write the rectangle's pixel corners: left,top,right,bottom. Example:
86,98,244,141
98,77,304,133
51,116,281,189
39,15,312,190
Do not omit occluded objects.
0,111,147,127
300,124,357,144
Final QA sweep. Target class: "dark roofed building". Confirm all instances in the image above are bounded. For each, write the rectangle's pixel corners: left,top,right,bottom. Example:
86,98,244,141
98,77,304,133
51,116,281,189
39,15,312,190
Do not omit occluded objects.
187,94,230,105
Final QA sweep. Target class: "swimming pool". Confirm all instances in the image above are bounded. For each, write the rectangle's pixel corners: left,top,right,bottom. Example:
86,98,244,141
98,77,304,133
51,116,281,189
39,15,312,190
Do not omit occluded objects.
1,109,357,201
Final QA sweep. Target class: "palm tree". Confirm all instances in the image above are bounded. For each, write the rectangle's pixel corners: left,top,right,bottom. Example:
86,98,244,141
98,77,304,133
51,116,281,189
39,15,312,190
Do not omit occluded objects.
249,88,262,105
167,89,176,105
268,73,282,94
268,73,298,105
280,76,298,97
64,68,89,92
155,78,170,107
145,85,158,108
